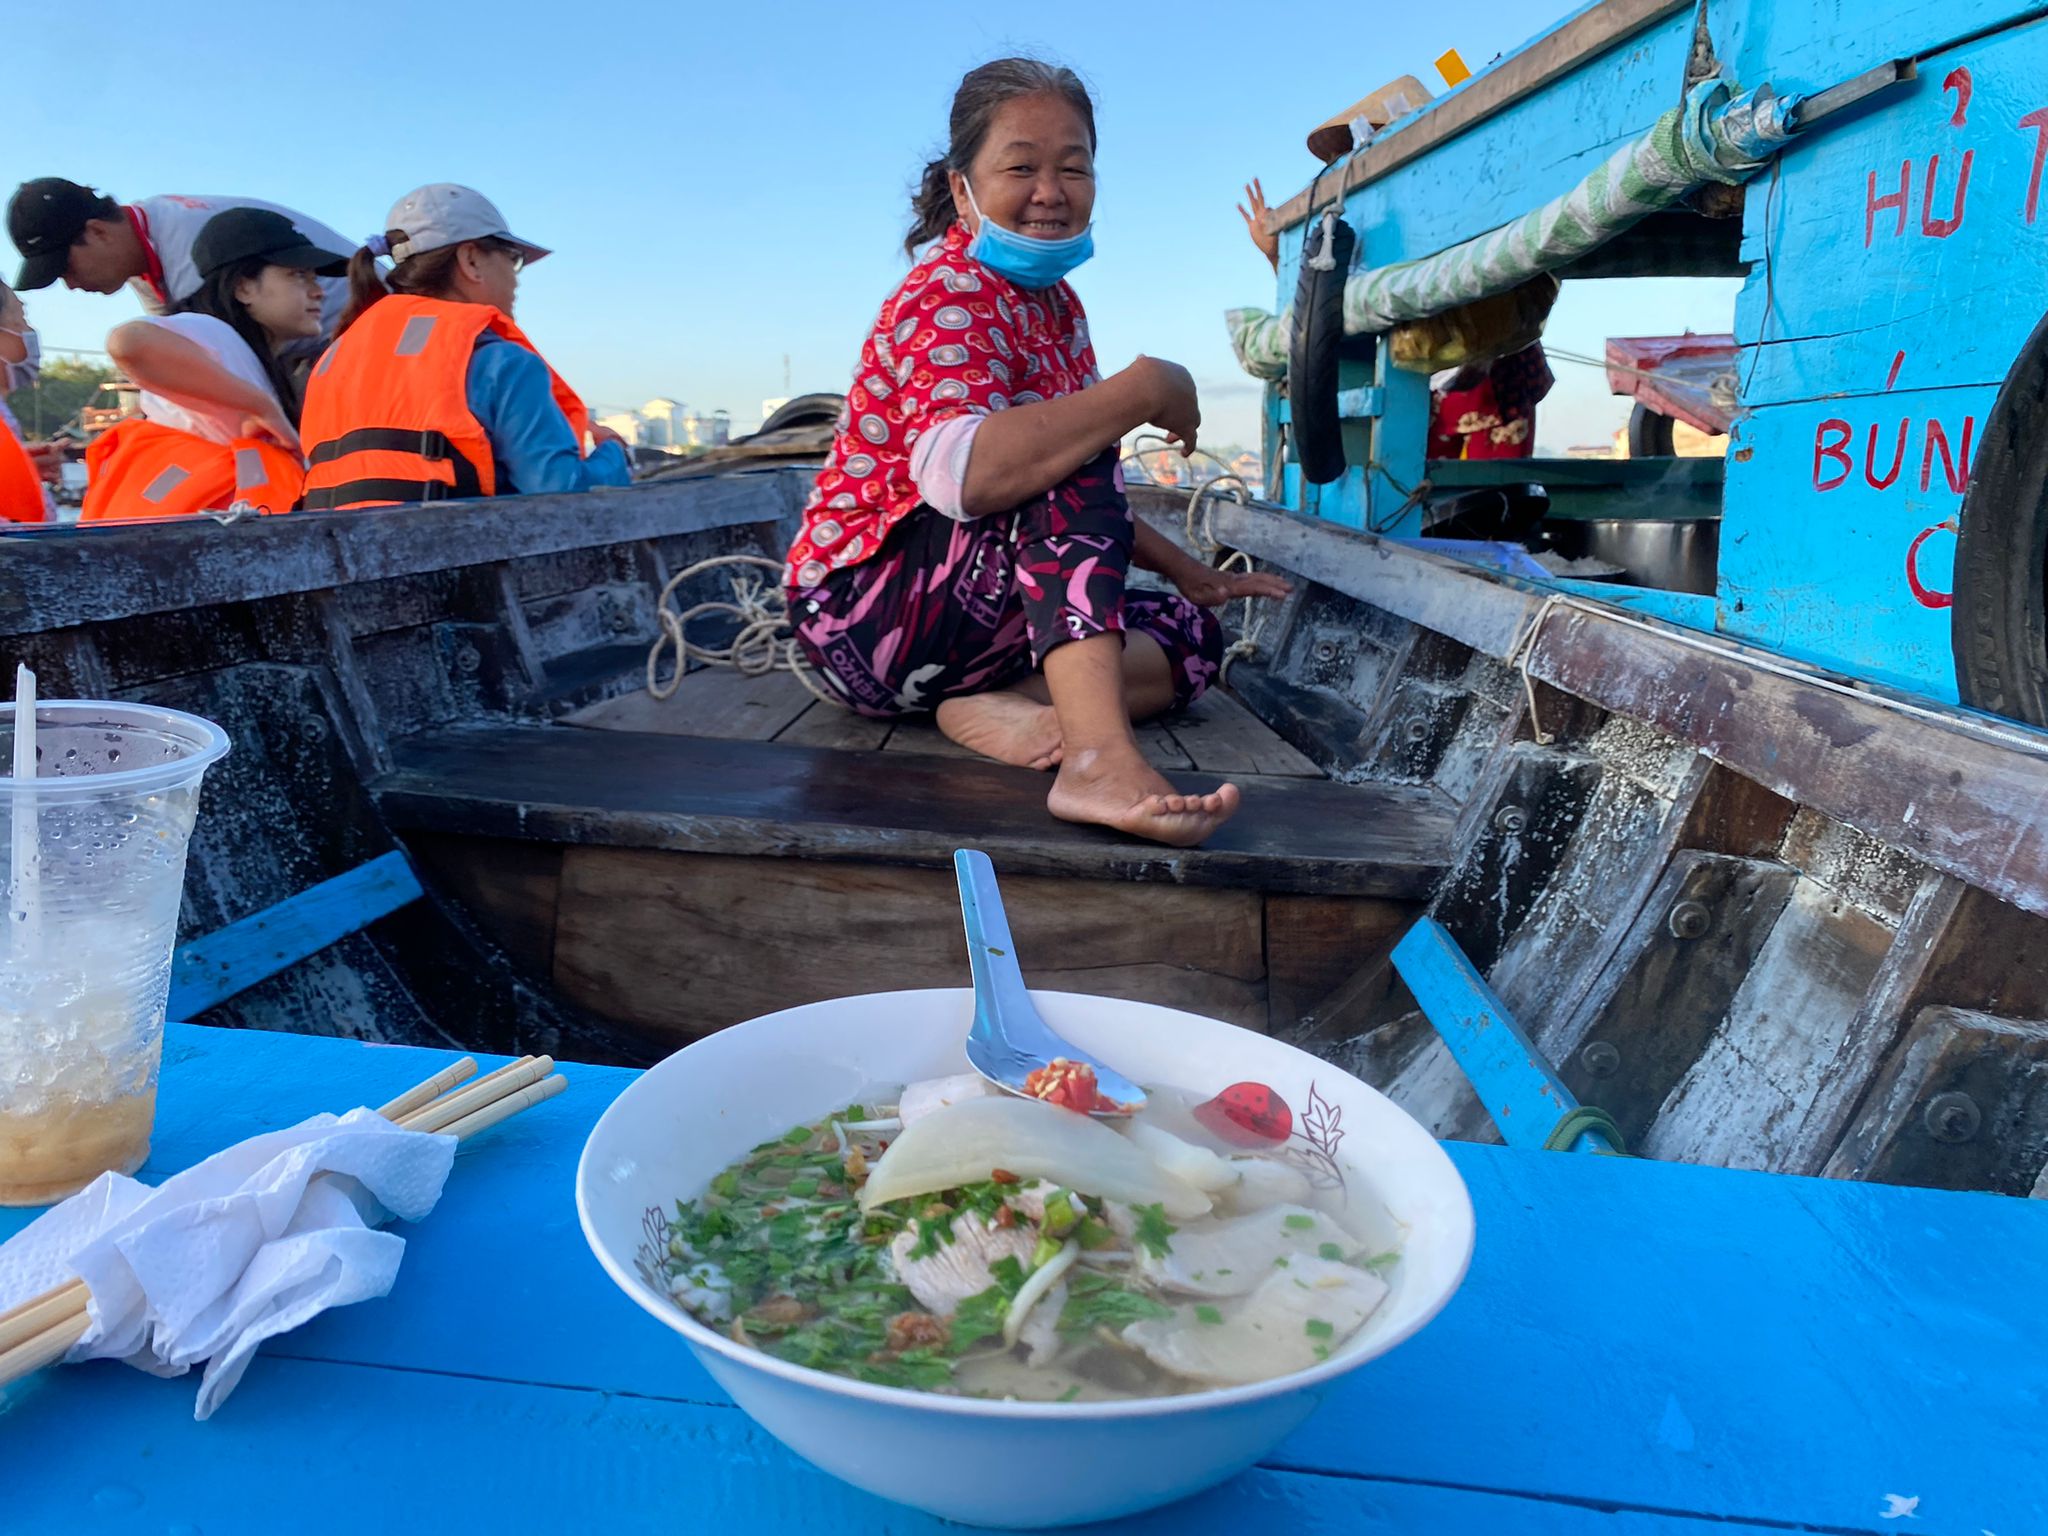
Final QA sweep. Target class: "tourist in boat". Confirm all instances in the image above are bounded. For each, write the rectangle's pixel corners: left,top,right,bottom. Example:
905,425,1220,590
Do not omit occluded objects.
297,184,630,510
7,179,352,356
83,209,348,523
0,280,57,523
787,58,1291,847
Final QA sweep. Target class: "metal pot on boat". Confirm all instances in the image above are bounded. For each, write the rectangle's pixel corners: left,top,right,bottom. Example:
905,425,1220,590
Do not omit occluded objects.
1545,518,1718,595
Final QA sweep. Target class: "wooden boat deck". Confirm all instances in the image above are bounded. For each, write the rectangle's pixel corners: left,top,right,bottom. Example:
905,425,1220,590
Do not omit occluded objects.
563,665,1333,779
376,668,1458,1042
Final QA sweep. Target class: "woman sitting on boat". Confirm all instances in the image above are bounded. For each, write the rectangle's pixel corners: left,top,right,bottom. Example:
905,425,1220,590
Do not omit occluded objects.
83,209,347,522
298,184,630,511
787,58,1290,847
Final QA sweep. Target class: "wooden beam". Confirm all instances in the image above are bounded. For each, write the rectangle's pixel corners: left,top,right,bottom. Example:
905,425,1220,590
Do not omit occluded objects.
375,723,1457,898
168,850,424,1018
0,468,810,638
1213,501,2048,921
1267,0,1693,234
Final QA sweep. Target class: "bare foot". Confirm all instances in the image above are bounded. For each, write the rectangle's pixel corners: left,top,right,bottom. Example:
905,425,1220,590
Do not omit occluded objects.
937,690,1064,771
1046,749,1240,846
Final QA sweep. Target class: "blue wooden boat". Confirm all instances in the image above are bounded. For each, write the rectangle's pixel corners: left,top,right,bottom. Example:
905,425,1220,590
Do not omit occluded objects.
7,0,2048,1207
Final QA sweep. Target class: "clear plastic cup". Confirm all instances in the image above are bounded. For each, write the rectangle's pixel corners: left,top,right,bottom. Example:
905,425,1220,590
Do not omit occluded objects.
0,700,229,1205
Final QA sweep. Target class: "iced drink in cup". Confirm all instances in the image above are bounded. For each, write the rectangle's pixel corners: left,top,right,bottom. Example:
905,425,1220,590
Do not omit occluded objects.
0,696,229,1205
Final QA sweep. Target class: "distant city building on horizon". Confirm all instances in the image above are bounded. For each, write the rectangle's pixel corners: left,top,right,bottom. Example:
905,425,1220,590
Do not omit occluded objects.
594,397,731,452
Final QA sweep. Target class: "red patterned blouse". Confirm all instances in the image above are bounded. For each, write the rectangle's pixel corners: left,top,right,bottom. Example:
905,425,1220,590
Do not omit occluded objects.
784,222,1102,589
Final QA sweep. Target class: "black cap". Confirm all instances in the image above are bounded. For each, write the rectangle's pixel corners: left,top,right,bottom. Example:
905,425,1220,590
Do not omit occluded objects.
192,208,350,281
8,178,120,290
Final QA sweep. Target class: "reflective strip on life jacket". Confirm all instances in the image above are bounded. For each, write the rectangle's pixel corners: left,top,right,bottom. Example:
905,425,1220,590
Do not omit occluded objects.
81,418,303,522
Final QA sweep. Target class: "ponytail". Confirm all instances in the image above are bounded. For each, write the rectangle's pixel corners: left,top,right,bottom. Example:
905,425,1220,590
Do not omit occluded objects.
336,237,465,337
904,158,957,259
904,57,1097,259
336,245,392,337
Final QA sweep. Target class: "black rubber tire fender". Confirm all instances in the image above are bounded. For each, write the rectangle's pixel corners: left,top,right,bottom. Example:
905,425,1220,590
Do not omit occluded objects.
759,392,846,436
1952,307,2048,725
1288,211,1357,486
1627,402,1677,458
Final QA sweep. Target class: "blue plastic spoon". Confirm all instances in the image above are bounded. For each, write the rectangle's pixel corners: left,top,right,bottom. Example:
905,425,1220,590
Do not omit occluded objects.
954,848,1147,1116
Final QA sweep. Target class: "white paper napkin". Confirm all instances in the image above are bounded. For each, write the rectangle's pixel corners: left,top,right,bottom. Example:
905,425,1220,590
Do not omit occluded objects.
0,1107,456,1417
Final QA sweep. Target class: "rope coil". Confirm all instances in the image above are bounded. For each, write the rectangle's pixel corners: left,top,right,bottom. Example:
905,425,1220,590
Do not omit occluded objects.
1122,437,1275,685
645,554,842,705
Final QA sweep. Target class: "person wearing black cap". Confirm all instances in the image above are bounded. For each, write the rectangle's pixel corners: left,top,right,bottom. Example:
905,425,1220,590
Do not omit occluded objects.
7,179,353,352
81,209,349,523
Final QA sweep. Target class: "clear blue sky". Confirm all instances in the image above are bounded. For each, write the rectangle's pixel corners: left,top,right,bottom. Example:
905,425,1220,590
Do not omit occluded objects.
13,0,1736,453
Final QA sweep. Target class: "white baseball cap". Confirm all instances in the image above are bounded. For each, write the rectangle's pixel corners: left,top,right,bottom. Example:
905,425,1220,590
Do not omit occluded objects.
382,183,551,266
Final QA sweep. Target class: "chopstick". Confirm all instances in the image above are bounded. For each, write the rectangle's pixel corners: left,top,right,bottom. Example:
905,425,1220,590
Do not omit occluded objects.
377,1057,477,1120
398,1056,555,1135
0,1052,569,1391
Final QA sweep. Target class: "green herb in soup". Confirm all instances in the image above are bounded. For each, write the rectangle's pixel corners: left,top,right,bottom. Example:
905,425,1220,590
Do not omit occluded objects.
655,1076,1399,1401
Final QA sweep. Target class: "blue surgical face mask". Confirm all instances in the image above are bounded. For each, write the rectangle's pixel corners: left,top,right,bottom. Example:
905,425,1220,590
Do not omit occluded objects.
963,183,1094,289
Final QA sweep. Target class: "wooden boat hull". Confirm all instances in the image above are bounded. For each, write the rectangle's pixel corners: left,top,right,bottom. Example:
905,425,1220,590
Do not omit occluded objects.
5,471,2045,1197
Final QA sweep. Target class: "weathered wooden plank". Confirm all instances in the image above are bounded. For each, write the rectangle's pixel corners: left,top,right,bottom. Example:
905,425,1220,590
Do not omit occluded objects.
1640,879,1897,1170
773,700,895,752
880,715,982,759
1777,807,1929,922
1780,872,1967,1177
1212,502,1545,660
1266,0,1692,232
551,849,1268,1038
7,1024,2041,1536
878,712,1197,772
403,833,564,980
1214,503,2048,921
1827,1006,2048,1195
1167,690,1324,777
0,468,809,637
566,668,814,742
1264,895,1416,1037
1431,744,1606,976
374,725,1456,898
1488,741,1711,1038
1553,852,1801,1151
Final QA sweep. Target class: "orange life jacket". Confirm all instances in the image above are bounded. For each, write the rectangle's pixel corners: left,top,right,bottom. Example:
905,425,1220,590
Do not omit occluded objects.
298,294,590,511
0,420,50,524
80,417,304,523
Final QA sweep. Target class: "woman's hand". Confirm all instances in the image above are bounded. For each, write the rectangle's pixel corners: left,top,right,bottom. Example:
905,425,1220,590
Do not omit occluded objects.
1170,558,1294,609
239,410,303,459
24,442,64,484
589,423,628,453
1237,179,1279,273
1130,354,1200,456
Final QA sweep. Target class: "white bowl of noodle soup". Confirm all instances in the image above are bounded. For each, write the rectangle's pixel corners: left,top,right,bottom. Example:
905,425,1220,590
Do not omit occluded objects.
576,988,1474,1528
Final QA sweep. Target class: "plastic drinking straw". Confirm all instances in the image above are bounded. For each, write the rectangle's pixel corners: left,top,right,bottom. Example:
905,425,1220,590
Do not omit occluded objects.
9,664,38,955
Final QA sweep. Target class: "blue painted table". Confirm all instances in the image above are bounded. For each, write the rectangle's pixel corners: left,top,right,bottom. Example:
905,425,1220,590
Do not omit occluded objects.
3,1024,2042,1534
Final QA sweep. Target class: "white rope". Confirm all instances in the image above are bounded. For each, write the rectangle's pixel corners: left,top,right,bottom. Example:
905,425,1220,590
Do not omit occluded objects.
1119,439,1275,685
645,554,843,706
1504,592,1573,746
